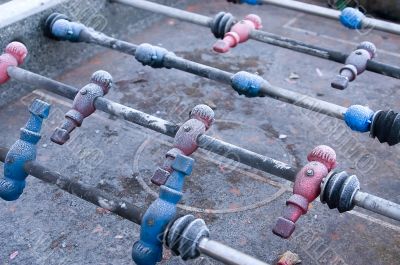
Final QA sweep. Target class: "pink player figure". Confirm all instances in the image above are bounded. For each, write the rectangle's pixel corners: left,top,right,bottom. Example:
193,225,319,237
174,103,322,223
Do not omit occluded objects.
273,145,337,239
0,42,28,84
213,14,262,53
51,70,113,145
151,104,214,186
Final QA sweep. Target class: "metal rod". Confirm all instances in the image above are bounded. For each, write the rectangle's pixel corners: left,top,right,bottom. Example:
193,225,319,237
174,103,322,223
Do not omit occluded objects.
0,147,270,265
354,191,400,221
5,66,296,182
6,67,400,220
249,29,343,62
365,17,400,36
0,147,143,224
111,0,400,80
79,29,138,56
7,68,399,221
197,135,297,181
111,0,210,27
260,0,340,20
163,54,233,85
260,0,400,36
94,97,179,137
7,66,77,100
78,28,234,85
259,82,346,119
248,30,400,79
198,238,270,265
1,67,400,220
78,28,347,119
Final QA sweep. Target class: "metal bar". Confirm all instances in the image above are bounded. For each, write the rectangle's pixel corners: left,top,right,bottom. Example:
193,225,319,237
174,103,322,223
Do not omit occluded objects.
7,68,399,221
259,82,346,119
198,238,270,265
354,191,400,221
78,28,347,119
249,30,340,61
79,28,138,56
112,0,400,80
251,29,400,79
8,67,400,220
111,0,210,27
79,28,233,84
0,147,271,265
197,135,297,181
0,147,143,224
364,17,400,36
260,0,400,36
5,67,296,182
94,97,179,137
260,0,340,20
7,66,78,100
80,28,234,86
250,30,400,80
163,54,233,85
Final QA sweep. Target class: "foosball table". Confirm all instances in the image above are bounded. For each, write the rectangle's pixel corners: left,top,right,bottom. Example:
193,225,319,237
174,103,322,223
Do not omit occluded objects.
0,1,399,264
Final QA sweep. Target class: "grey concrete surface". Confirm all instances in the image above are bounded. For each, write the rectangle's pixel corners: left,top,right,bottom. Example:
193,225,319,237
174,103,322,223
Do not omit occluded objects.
1,1,400,265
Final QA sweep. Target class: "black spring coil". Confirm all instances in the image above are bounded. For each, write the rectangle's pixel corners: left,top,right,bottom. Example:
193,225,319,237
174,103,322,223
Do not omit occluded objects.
370,110,400,146
322,171,360,213
210,12,236,39
165,215,209,260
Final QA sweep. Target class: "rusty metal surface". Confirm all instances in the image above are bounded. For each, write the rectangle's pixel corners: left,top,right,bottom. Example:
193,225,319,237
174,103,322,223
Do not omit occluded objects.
0,1,400,265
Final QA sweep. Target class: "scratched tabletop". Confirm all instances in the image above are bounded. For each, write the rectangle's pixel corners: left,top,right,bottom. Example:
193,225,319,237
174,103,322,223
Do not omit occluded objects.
0,1,399,265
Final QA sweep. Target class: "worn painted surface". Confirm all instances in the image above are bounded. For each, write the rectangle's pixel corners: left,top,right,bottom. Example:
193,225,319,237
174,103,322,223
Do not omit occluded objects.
332,42,376,89
132,154,194,265
273,145,336,239
51,70,113,145
339,7,364,30
152,104,213,186
0,99,50,201
0,1,400,265
0,42,27,84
